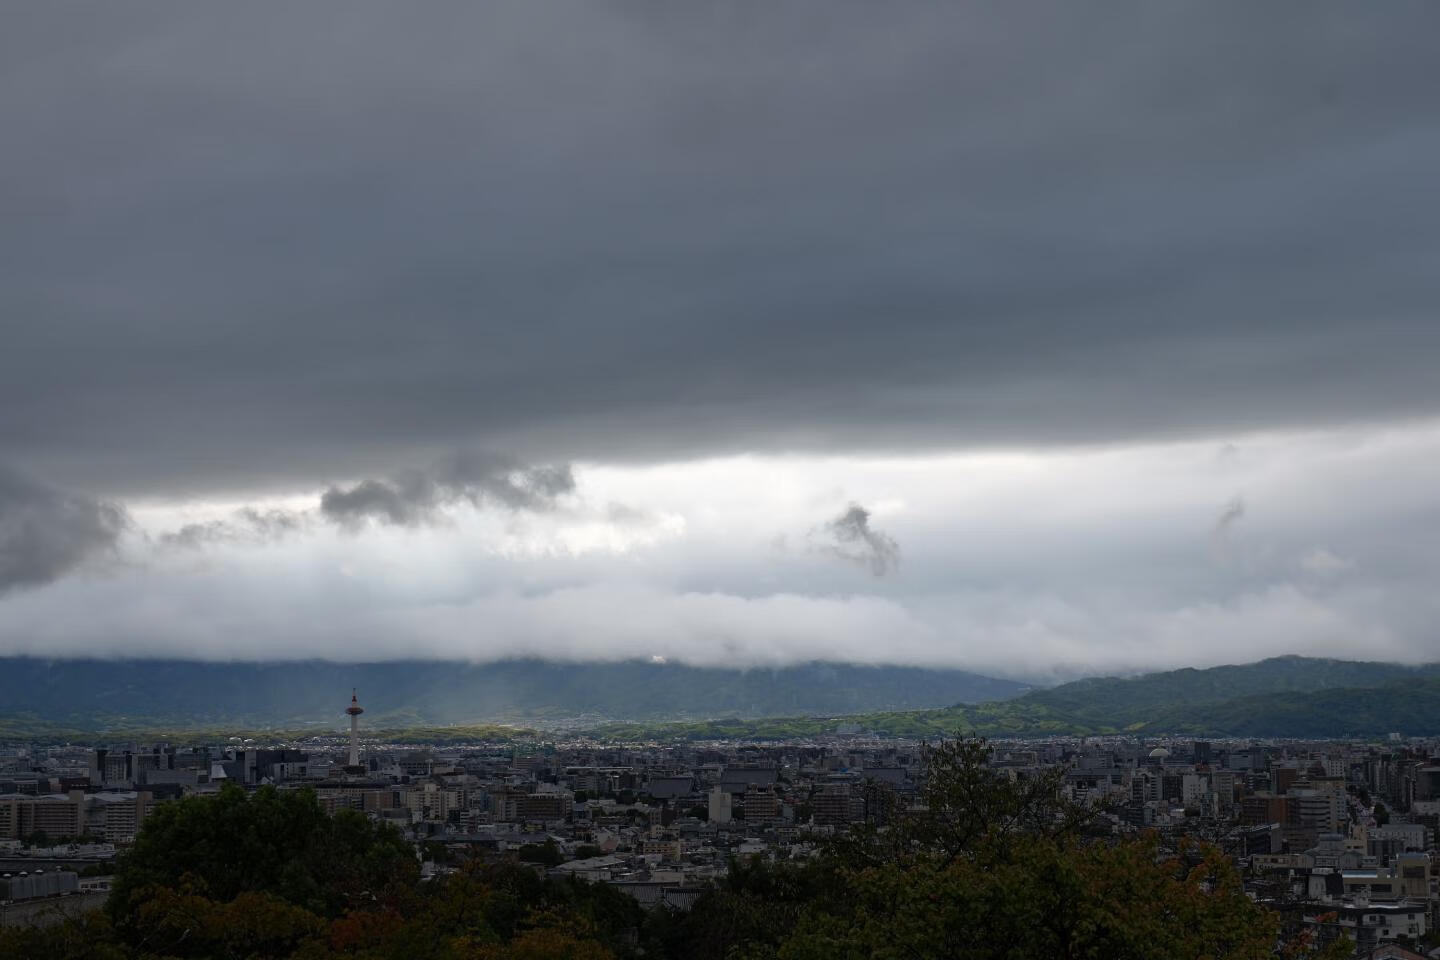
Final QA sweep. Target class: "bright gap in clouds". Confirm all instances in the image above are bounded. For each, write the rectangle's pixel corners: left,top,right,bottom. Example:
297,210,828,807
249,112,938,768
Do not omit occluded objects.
4,420,1440,682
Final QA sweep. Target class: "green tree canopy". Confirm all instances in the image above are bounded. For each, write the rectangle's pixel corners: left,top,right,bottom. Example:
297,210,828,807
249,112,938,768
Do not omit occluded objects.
673,738,1351,960
517,839,565,867
107,782,416,932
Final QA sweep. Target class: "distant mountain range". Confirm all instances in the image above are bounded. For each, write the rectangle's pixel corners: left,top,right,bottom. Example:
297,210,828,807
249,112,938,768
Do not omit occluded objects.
592,656,1440,740
0,657,1028,733
4,654,1437,741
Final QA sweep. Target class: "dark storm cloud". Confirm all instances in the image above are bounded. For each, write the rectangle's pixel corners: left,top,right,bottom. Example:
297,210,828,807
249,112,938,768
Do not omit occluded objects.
3,2,1440,497
320,452,574,527
815,504,900,577
320,481,413,528
150,451,573,546
0,467,127,591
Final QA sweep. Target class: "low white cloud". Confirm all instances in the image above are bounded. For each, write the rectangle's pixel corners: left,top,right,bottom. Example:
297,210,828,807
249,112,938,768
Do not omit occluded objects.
4,420,1440,680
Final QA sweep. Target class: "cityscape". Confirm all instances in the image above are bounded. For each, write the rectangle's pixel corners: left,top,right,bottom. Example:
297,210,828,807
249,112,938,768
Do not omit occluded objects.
5,2,1439,957
4,670,1440,957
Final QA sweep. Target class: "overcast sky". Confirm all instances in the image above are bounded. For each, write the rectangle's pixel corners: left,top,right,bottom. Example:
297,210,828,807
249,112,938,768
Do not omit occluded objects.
3,3,1439,679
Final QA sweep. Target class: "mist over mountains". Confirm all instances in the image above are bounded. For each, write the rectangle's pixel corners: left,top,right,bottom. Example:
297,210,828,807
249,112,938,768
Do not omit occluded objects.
0,658,1028,730
2,654,1438,740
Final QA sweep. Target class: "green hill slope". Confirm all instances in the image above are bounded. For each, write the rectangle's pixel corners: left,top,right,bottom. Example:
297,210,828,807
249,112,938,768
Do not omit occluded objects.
1147,677,1440,738
1021,655,1439,725
591,656,1440,740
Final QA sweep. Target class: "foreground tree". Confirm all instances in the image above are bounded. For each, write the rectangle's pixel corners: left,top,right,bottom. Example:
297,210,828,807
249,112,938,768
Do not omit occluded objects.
0,911,127,960
107,783,417,934
679,738,1349,960
771,834,1344,960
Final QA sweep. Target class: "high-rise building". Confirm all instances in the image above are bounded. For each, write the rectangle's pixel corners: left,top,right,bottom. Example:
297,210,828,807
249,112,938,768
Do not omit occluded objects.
814,783,855,825
708,785,732,824
743,784,780,821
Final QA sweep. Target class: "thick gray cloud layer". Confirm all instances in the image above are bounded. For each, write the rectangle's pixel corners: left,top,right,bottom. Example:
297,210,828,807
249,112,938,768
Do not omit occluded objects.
0,468,126,592
3,3,1439,498
4,4,1440,674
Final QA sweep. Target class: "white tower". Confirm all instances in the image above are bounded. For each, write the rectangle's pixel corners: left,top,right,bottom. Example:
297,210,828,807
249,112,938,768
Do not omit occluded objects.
345,689,365,770
708,784,732,824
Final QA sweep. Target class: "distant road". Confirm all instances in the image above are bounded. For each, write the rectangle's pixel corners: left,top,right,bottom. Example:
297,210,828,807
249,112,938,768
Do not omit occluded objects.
0,858,110,873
